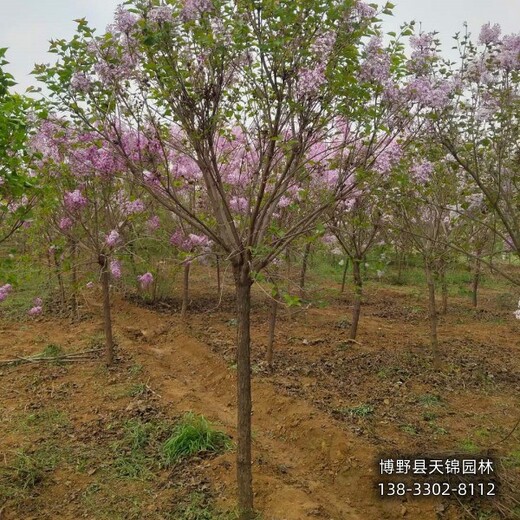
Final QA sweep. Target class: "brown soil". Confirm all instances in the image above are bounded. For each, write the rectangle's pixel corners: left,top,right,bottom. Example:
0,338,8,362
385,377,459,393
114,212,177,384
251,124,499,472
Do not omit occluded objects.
0,272,519,519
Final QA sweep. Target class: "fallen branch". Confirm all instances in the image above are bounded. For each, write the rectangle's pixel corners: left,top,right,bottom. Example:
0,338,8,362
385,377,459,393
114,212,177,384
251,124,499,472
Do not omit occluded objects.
0,348,103,367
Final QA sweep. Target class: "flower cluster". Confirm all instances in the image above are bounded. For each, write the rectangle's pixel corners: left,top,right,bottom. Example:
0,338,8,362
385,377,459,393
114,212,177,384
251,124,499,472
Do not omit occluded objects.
181,0,213,21
138,272,154,289
64,190,88,212
105,230,121,248
28,297,43,316
58,217,74,231
170,230,210,252
410,161,434,184
478,23,501,46
110,259,122,279
0,284,13,302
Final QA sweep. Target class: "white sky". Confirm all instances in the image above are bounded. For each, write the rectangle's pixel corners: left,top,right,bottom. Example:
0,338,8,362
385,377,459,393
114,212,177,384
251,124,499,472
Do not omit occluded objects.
1,0,519,93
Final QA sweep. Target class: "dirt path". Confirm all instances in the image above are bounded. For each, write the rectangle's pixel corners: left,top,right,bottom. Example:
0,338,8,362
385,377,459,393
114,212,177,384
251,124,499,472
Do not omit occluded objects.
114,302,439,520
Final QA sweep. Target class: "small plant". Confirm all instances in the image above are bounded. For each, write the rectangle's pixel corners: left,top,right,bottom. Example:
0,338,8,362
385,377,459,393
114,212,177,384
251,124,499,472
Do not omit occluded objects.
42,343,64,358
86,334,105,350
458,438,479,453
400,424,418,435
11,452,45,489
127,383,148,398
337,404,374,418
128,363,143,377
417,394,442,407
335,318,350,330
503,450,520,468
162,413,232,466
173,492,238,520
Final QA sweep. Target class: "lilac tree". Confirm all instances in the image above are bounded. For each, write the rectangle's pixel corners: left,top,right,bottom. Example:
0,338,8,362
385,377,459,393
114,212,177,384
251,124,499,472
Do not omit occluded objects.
33,121,148,364
417,25,520,315
34,1,404,515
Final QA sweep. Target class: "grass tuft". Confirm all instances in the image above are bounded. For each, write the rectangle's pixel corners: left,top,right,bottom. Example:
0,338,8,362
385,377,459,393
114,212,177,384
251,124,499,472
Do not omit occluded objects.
162,413,232,466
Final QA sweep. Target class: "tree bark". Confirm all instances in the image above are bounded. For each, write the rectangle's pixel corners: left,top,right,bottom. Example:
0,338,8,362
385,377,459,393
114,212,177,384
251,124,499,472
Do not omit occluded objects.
53,248,66,314
350,258,363,340
99,255,115,366
216,255,221,295
440,269,448,315
397,253,404,284
233,263,254,519
425,261,440,369
472,257,481,308
299,242,311,299
70,239,79,321
181,261,190,319
340,257,349,294
266,287,279,368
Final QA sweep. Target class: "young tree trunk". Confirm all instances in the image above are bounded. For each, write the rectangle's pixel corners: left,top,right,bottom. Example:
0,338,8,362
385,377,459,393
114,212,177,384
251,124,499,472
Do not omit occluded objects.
53,249,66,314
397,253,405,284
181,261,190,319
216,255,221,295
233,263,254,519
70,239,79,321
299,242,311,299
440,269,448,315
350,258,363,340
472,257,481,308
266,287,279,368
340,257,349,294
425,262,440,369
99,255,115,366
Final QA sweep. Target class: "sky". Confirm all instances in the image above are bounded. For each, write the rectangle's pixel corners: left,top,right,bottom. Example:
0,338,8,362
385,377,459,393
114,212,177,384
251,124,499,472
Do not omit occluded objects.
1,0,520,93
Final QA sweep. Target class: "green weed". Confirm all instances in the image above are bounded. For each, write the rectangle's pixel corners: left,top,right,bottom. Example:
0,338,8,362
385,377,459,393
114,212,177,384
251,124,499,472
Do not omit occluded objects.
162,413,232,466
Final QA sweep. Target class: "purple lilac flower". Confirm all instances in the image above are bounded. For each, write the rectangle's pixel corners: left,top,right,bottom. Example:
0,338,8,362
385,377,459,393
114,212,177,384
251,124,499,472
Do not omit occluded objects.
181,0,213,21
478,23,501,45
0,284,13,302
28,306,43,316
229,196,249,215
137,272,154,289
410,160,434,184
149,6,173,24
105,230,121,248
59,217,74,231
110,259,122,279
64,190,88,211
114,6,138,33
146,215,161,232
123,199,145,215
70,72,92,93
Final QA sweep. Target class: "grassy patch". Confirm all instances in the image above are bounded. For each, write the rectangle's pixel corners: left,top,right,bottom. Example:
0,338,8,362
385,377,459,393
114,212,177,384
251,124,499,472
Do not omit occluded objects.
162,413,232,466
0,443,63,501
336,404,374,418
172,492,238,520
417,394,442,407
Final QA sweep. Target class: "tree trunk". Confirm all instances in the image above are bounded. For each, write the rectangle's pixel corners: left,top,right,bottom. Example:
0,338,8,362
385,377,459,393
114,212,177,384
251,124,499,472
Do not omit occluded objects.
181,261,190,319
99,255,115,366
266,287,279,368
397,253,404,284
425,262,440,369
340,257,349,294
53,249,66,314
216,255,221,295
472,257,481,308
299,242,311,299
233,263,254,519
440,269,448,315
70,240,79,321
350,258,363,340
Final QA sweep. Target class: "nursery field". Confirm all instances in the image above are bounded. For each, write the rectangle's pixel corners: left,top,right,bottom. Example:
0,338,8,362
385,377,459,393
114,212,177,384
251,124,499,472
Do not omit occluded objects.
0,260,518,520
